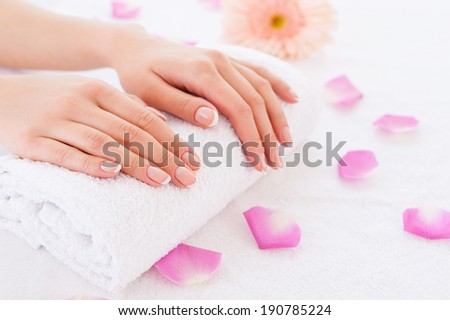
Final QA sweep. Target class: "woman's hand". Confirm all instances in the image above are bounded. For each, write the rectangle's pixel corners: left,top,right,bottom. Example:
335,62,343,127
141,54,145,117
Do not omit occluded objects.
0,75,199,188
109,27,299,171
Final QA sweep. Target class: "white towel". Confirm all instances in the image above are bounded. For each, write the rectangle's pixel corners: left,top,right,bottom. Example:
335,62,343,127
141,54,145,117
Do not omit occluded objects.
0,45,321,291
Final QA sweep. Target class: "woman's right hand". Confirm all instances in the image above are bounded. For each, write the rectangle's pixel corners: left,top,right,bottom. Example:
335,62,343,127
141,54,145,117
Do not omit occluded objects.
0,74,199,188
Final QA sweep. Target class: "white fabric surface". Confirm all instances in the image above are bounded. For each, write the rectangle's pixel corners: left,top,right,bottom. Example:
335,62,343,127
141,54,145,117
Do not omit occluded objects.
0,45,320,292
1,0,450,299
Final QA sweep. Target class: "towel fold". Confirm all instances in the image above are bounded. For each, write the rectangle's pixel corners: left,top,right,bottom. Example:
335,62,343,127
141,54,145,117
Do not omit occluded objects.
0,45,321,291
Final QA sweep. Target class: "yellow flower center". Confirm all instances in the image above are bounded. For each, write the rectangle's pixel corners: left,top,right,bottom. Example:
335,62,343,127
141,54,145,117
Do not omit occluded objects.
270,14,287,30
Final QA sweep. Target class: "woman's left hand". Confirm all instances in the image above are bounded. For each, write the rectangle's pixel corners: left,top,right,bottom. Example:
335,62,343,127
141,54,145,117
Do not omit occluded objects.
109,27,299,172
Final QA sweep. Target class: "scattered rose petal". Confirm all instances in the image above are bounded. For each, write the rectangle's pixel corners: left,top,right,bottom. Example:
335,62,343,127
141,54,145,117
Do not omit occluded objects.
111,0,141,20
155,34,197,46
374,114,419,133
69,295,107,300
325,75,363,108
243,206,301,249
199,0,222,10
183,40,198,46
154,244,222,285
338,150,378,180
403,206,450,240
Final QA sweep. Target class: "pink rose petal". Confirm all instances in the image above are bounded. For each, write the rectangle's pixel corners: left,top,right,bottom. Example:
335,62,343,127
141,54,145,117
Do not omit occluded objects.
111,0,141,20
403,207,450,240
154,244,222,285
325,75,363,108
199,0,222,10
243,206,301,249
338,150,378,180
183,40,198,46
69,295,107,300
374,114,419,133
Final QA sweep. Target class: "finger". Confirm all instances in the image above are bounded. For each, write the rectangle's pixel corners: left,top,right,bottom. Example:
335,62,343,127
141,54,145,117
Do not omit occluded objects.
45,121,173,188
233,59,298,104
191,68,267,172
217,61,282,168
28,137,121,178
95,92,201,172
69,104,197,188
233,62,293,147
127,93,167,122
138,75,220,129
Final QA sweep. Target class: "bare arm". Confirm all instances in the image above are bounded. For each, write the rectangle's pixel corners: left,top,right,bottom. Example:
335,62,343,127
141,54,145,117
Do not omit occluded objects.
0,0,299,172
0,0,123,70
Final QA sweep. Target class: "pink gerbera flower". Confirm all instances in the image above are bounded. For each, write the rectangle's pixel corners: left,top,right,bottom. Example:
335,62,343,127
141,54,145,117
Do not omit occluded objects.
222,0,337,60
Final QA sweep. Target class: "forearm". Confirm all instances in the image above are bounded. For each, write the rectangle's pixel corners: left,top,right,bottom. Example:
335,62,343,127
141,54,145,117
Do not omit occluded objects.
0,0,137,70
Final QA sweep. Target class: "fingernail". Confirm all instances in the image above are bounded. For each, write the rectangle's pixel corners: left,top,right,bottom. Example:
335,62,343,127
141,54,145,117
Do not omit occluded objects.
195,106,219,127
101,161,121,173
147,166,171,185
181,151,201,171
281,127,293,146
148,107,167,121
175,166,197,188
260,157,268,173
276,155,284,169
289,88,299,102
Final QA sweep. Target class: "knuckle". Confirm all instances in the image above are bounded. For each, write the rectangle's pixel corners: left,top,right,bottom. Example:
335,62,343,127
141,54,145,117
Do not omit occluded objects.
175,96,191,118
248,94,265,110
54,147,71,165
135,109,156,129
20,129,36,145
256,78,271,91
193,59,216,73
272,109,288,123
252,65,266,75
158,149,174,169
128,94,146,106
17,132,37,156
53,95,81,113
78,79,109,96
235,103,253,118
207,50,228,64
81,157,94,173
128,154,140,169
85,131,108,151
119,122,140,142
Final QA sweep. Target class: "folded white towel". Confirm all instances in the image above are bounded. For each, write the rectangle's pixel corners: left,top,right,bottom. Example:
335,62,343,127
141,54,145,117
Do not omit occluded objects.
0,45,321,291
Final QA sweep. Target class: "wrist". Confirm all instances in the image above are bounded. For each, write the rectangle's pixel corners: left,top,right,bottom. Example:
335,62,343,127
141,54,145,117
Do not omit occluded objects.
102,23,158,69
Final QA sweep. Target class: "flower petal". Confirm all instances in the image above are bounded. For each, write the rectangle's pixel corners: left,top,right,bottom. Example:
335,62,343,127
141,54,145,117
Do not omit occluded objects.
403,207,450,240
111,0,141,20
222,0,336,60
69,295,107,300
199,0,222,10
374,114,419,133
243,206,301,249
338,150,378,180
183,40,198,46
154,244,222,285
325,75,363,108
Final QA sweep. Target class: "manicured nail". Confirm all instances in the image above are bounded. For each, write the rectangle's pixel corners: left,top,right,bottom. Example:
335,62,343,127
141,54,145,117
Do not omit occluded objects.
289,88,299,102
260,157,268,173
147,166,171,185
281,127,293,146
276,155,284,169
175,167,197,188
101,161,121,173
181,151,201,171
195,106,219,127
148,107,167,121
